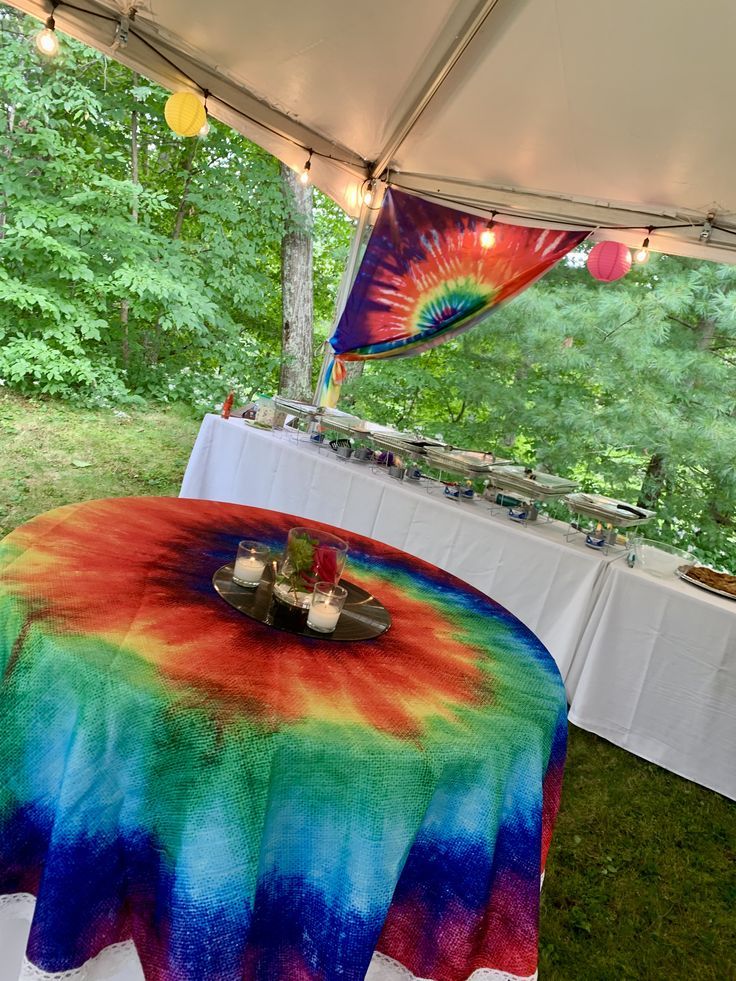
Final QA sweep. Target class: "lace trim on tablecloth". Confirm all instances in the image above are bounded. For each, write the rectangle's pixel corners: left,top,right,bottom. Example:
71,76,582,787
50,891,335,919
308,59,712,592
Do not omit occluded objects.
19,944,138,981
0,894,139,981
2,894,537,981
367,952,538,981
0,893,36,913
365,951,537,981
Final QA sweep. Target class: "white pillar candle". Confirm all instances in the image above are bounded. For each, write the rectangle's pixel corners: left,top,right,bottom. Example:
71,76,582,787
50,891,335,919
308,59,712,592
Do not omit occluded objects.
233,555,266,586
307,600,341,633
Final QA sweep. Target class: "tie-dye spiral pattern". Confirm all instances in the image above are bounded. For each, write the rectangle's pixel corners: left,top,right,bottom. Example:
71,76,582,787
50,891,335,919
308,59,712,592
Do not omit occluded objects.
330,188,588,361
0,497,566,980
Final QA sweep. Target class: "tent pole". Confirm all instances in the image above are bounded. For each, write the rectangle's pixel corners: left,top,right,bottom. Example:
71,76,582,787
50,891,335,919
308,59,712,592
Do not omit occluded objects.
313,198,372,405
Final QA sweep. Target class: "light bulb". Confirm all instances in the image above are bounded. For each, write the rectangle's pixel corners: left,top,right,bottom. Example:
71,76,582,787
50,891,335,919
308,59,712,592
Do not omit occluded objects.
480,227,495,248
35,24,59,57
362,180,375,207
634,235,650,264
300,151,312,186
198,119,210,138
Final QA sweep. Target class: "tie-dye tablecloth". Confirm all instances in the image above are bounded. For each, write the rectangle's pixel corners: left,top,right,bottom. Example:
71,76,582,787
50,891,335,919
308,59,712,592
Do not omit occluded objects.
0,497,567,981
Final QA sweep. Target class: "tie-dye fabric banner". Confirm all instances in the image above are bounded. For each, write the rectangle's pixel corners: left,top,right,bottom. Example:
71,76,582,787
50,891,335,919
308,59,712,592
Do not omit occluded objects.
319,352,347,409
0,497,567,981
329,188,588,361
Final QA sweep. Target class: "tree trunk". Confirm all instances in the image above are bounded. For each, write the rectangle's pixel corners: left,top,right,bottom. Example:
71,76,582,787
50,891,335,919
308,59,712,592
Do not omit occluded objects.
344,360,364,384
638,318,716,512
696,317,715,351
638,452,667,510
335,360,365,408
172,139,198,241
279,162,313,399
140,139,200,367
121,74,140,370
694,317,728,527
0,104,15,241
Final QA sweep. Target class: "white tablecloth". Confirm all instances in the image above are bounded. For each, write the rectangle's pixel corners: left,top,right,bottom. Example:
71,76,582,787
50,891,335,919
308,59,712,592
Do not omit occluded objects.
180,415,610,676
566,561,736,799
180,414,736,798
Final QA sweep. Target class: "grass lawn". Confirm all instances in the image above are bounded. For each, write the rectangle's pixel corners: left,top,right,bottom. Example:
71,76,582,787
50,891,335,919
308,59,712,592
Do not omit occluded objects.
1,390,734,979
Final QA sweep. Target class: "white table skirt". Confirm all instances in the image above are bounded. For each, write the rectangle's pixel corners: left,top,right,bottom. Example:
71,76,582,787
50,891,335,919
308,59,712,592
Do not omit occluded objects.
566,561,736,799
180,415,611,676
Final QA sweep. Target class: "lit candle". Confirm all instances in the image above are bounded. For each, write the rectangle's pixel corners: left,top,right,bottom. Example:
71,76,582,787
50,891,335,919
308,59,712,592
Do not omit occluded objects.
232,540,269,588
233,555,266,586
307,581,348,633
307,600,341,633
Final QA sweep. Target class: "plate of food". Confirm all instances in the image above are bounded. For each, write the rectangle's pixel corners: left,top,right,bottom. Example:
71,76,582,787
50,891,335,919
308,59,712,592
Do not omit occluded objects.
677,564,736,600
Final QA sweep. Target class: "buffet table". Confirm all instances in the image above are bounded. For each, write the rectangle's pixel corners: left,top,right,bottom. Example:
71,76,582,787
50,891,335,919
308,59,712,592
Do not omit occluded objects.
0,497,567,981
180,415,612,677
566,560,736,799
180,415,736,800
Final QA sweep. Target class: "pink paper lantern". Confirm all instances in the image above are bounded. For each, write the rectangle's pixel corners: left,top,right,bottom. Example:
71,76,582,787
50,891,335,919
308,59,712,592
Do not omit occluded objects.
587,241,632,282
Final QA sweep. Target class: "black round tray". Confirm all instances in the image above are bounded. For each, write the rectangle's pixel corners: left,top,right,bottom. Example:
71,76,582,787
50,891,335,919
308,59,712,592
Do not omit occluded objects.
212,562,391,641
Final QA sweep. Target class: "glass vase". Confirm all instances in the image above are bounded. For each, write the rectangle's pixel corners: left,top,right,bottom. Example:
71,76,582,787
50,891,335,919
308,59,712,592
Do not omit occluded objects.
271,527,348,627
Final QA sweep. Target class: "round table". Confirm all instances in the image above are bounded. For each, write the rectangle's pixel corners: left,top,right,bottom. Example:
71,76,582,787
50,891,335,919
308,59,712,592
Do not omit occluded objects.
0,497,567,981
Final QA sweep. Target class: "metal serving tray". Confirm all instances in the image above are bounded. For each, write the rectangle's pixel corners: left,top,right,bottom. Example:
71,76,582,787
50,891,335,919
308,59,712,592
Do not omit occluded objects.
489,466,578,501
272,396,322,421
425,448,511,475
563,493,655,528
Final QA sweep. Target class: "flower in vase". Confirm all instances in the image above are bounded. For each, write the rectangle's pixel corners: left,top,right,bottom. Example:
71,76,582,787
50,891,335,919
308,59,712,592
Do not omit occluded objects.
314,545,339,584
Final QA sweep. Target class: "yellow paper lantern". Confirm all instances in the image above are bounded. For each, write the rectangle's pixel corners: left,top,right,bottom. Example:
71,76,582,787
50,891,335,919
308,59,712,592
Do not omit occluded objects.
164,92,206,138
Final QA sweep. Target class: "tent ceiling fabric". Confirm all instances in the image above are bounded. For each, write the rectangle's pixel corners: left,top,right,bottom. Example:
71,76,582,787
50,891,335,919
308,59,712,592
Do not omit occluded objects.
8,0,736,262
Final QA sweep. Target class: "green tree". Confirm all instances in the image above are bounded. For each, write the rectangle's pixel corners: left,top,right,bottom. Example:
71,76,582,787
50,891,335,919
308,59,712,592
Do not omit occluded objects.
0,7,352,408
345,250,736,567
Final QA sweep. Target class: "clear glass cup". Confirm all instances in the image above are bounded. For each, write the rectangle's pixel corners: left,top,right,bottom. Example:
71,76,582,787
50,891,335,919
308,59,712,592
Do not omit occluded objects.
232,540,270,588
626,533,643,568
307,581,348,633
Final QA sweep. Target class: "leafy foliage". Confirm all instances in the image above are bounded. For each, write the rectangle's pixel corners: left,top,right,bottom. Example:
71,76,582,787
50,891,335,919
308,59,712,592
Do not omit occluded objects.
1,388,734,981
0,7,352,409
344,252,736,567
2,6,735,565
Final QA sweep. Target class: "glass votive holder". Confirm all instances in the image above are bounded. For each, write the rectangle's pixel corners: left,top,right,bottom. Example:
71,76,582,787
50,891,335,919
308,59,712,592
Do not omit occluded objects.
232,540,269,588
626,533,644,568
307,581,348,633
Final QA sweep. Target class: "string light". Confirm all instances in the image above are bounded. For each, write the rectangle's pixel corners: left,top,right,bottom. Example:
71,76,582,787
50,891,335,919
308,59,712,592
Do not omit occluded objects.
300,150,313,186
480,212,497,249
34,3,60,58
363,179,376,207
634,227,652,264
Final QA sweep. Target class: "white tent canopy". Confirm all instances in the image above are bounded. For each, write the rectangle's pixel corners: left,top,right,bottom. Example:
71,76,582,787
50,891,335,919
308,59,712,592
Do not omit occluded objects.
8,0,736,262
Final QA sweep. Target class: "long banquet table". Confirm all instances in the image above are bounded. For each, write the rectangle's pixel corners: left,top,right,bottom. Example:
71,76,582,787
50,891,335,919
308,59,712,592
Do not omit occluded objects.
0,496,567,981
180,415,613,678
565,559,736,799
181,415,736,800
